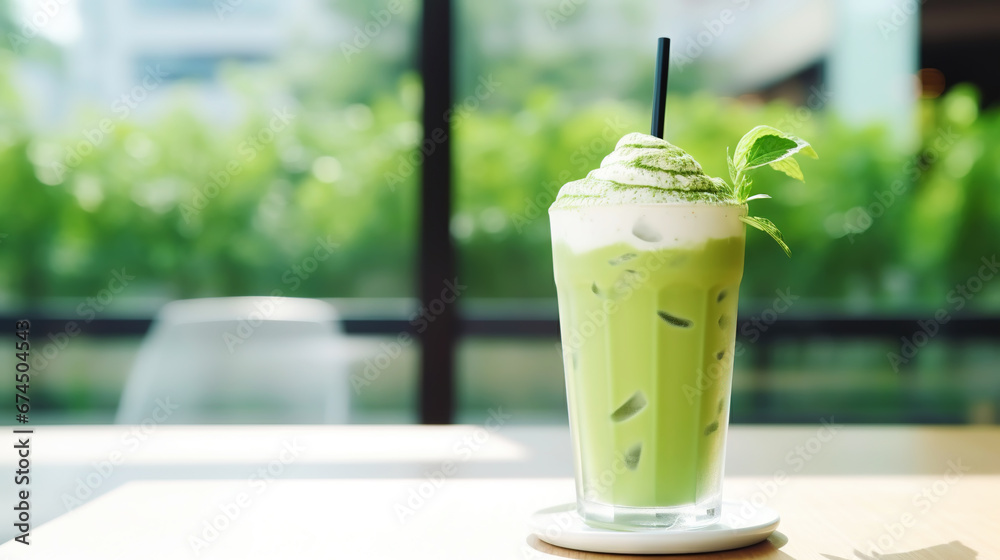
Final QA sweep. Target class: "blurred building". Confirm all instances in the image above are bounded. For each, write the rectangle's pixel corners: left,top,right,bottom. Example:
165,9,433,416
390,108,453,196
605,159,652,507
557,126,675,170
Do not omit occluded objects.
13,0,342,126
922,0,1000,106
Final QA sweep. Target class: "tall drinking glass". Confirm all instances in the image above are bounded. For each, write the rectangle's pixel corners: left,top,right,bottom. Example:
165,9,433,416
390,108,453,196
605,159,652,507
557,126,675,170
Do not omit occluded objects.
550,202,746,530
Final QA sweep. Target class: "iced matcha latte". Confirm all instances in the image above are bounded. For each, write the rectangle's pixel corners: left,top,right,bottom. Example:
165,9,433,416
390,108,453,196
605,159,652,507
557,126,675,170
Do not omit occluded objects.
550,129,815,530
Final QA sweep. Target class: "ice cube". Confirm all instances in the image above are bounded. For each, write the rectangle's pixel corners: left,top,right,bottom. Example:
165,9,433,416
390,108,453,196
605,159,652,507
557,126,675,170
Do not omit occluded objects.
653,513,681,528
658,311,692,328
632,217,663,242
668,254,689,267
624,443,642,471
608,253,638,266
611,391,647,422
562,348,579,373
613,271,642,294
718,314,731,329
704,420,719,436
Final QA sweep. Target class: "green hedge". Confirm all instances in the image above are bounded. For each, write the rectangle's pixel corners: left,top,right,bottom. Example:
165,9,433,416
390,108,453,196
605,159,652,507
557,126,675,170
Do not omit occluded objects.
1,56,998,311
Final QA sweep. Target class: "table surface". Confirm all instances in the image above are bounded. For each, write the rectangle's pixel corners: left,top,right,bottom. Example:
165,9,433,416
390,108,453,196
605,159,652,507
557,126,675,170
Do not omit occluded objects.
1,424,998,558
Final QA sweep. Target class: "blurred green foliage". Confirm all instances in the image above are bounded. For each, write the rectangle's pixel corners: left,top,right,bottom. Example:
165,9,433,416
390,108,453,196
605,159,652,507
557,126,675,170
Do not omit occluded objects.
0,51,421,302
1,43,998,312
458,83,1000,311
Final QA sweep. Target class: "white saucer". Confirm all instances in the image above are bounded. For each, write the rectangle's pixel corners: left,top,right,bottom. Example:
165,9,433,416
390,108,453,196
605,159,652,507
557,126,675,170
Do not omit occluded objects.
528,501,780,555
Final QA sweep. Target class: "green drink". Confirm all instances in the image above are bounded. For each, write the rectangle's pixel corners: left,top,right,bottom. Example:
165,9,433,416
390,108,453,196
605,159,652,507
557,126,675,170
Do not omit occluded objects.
552,203,745,529
550,129,814,530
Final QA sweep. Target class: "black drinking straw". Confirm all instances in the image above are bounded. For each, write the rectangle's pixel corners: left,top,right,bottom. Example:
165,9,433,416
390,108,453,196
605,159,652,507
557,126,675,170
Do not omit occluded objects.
650,37,671,139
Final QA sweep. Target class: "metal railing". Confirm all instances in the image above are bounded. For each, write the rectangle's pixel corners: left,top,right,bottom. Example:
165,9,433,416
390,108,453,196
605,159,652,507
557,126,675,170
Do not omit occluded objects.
6,312,998,423
11,314,999,338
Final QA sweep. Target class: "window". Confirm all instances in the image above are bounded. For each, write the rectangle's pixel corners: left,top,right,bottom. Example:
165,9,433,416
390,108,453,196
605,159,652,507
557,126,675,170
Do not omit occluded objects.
452,0,1000,423
2,0,998,425
0,0,420,423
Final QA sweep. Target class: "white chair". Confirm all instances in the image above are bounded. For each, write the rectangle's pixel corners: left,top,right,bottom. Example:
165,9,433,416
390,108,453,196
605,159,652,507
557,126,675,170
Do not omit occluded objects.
115,297,351,424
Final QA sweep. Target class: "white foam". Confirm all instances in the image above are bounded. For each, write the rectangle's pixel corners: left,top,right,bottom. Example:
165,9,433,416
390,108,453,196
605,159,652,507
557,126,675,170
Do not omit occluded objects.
550,203,747,253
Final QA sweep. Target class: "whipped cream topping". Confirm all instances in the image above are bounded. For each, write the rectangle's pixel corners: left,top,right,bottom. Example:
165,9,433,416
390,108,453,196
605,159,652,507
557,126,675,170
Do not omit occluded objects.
550,132,736,210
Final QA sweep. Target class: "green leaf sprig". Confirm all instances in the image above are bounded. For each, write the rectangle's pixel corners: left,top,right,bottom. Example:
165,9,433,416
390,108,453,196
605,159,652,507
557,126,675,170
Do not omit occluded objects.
725,126,817,256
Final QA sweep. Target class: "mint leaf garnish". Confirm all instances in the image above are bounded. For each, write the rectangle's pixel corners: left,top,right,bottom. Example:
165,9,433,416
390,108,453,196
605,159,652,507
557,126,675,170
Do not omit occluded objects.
726,148,737,186
767,157,804,181
733,125,817,170
740,215,791,257
724,125,817,256
743,135,798,169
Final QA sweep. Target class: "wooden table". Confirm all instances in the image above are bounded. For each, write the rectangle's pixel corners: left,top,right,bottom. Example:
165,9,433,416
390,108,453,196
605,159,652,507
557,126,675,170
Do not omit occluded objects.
1,425,998,558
